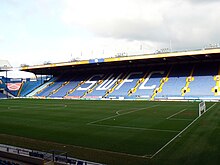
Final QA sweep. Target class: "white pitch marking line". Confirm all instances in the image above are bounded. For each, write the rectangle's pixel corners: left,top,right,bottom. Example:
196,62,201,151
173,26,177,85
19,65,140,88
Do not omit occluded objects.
166,108,187,119
89,123,180,133
147,102,217,159
87,105,159,125
115,107,148,115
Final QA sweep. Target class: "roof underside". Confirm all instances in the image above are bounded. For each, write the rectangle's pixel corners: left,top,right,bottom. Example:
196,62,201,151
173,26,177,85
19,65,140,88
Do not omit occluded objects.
21,48,220,75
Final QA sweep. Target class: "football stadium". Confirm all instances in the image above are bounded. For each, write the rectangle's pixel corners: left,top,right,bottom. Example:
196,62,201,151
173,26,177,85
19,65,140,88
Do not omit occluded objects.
0,48,220,165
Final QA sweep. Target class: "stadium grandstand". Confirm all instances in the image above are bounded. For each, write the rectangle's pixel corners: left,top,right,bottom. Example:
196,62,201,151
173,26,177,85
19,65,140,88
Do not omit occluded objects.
3,48,217,101
0,60,51,98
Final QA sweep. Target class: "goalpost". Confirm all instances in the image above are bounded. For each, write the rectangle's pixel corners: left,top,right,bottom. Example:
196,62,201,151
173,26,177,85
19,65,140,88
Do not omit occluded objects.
199,101,206,117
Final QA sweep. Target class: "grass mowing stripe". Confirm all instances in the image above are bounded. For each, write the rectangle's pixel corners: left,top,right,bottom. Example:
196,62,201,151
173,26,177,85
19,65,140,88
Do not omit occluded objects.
87,105,159,125
148,102,217,159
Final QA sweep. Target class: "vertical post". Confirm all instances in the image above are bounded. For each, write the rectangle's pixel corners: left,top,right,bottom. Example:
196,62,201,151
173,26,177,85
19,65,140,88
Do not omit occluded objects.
6,69,8,98
198,102,201,117
41,71,43,85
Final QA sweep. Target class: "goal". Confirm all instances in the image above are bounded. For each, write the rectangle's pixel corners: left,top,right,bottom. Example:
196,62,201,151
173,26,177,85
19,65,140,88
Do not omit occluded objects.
199,101,206,117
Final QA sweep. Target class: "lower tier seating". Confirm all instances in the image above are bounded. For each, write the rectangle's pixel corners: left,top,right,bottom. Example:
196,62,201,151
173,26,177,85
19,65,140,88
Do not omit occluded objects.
25,63,220,100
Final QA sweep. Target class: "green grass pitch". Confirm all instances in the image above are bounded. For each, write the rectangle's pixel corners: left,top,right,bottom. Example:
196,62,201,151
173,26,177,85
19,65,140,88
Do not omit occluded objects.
0,99,219,165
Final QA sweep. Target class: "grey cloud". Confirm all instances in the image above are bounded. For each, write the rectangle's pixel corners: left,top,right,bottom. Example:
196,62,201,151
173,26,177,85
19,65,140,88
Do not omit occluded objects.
85,0,220,50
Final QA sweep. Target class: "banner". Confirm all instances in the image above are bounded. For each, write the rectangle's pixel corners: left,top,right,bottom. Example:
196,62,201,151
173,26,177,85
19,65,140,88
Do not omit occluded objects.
6,83,22,91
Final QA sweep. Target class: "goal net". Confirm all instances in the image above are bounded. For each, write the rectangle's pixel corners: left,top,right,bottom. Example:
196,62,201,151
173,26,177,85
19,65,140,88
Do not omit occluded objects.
199,101,206,117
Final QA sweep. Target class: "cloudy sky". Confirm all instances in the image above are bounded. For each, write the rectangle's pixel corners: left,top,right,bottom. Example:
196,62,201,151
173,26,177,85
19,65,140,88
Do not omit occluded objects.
0,0,220,67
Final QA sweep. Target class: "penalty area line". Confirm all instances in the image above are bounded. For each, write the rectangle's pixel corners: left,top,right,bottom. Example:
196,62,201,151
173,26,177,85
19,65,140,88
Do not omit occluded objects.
166,108,187,119
116,107,148,115
146,102,217,159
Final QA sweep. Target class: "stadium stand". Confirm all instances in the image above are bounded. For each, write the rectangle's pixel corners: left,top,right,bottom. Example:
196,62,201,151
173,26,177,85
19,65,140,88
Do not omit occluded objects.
1,49,220,100
18,78,42,97
85,73,122,98
183,64,218,98
107,72,144,98
23,62,219,100
35,79,63,97
68,74,104,98
0,76,47,98
0,92,6,98
155,65,191,99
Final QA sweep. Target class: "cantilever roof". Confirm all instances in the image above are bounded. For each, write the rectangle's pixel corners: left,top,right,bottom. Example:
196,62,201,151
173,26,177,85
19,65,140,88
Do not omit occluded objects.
21,48,220,75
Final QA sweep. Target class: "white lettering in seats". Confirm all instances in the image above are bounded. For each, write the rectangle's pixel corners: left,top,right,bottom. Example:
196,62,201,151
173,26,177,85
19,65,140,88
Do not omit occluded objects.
139,71,164,89
96,74,122,90
116,72,143,90
77,74,103,90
